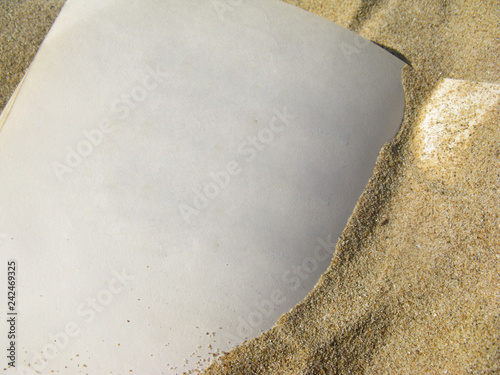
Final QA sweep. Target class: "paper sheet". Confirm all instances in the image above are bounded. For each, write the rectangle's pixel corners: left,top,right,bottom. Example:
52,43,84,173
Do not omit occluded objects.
0,0,405,373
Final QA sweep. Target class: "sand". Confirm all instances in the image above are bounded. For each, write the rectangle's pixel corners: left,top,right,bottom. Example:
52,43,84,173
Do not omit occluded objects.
1,1,499,374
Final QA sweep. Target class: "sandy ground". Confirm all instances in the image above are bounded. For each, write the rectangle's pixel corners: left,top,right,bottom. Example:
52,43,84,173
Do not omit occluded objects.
1,1,499,374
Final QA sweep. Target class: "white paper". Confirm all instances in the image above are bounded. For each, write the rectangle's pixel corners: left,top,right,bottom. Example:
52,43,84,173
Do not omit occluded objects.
0,0,404,373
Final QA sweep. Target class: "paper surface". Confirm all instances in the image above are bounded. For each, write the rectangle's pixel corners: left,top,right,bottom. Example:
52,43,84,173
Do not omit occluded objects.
0,0,404,373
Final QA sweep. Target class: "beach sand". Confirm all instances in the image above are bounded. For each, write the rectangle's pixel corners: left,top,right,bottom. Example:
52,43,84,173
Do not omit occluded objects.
1,1,499,374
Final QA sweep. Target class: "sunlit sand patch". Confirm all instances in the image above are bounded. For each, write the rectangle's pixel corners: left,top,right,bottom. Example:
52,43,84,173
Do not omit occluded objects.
414,78,500,173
